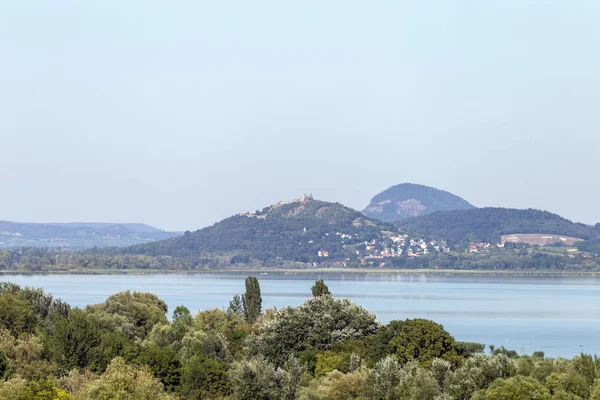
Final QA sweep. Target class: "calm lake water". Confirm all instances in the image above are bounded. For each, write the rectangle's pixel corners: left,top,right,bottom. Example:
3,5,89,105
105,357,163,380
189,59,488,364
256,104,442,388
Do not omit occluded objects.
2,273,599,358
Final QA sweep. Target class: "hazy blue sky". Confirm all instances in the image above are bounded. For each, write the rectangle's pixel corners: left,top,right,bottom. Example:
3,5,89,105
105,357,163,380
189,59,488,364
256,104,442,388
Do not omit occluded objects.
1,1,599,231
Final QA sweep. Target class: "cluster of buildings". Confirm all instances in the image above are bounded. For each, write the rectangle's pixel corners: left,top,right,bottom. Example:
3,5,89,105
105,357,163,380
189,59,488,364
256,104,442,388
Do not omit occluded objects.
315,231,451,264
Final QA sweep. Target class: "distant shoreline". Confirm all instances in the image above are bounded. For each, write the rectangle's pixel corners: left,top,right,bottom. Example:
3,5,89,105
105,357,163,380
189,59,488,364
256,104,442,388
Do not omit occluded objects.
1,268,599,277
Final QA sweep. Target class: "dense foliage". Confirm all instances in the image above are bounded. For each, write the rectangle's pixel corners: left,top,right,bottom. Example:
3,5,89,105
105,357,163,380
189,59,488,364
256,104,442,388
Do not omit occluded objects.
242,277,262,324
311,280,330,297
397,207,597,244
2,277,600,399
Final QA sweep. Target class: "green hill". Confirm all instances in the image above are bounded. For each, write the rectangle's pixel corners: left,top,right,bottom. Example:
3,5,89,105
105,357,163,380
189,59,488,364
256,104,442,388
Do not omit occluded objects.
119,195,393,265
4,201,599,272
396,207,596,244
363,183,475,222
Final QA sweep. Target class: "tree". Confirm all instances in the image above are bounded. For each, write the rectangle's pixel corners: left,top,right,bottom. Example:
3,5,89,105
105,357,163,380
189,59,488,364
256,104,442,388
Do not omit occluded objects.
0,378,28,399
315,351,347,378
389,319,458,367
279,355,307,400
78,357,174,400
311,280,331,297
242,277,262,324
444,354,516,399
180,356,230,398
44,308,102,372
472,376,551,400
545,371,590,399
250,295,379,365
92,330,138,373
0,377,73,400
86,291,168,339
133,344,181,392
365,356,402,399
172,306,192,326
194,308,248,357
0,293,39,336
23,378,74,400
227,295,244,319
229,356,279,400
0,351,10,380
296,369,367,400
178,330,232,364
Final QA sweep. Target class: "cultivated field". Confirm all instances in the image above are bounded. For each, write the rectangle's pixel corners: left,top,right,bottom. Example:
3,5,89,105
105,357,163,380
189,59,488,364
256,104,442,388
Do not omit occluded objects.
501,233,583,246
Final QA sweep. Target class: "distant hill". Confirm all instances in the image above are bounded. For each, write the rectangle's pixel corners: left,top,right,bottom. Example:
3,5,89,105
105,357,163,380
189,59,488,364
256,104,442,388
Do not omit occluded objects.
48,222,164,233
4,199,599,272
0,221,180,249
119,195,395,264
396,208,597,244
362,183,475,222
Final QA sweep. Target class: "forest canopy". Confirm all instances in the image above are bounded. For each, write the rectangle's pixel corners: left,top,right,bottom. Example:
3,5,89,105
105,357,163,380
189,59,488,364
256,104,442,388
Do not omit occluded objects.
1,278,600,399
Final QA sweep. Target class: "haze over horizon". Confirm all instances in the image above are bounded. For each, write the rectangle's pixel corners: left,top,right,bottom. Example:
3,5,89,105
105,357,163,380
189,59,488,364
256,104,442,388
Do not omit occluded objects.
2,1,599,231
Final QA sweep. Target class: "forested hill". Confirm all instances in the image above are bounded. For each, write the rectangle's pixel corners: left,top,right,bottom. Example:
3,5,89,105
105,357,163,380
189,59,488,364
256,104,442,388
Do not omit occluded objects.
4,200,600,272
362,183,475,222
396,207,597,244
118,195,393,264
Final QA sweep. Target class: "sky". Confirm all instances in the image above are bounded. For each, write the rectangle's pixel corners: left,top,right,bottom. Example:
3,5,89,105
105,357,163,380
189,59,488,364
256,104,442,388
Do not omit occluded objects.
1,1,599,231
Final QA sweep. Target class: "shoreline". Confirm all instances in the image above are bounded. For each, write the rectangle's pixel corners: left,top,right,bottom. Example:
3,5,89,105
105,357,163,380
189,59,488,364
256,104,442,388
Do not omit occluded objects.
1,267,599,277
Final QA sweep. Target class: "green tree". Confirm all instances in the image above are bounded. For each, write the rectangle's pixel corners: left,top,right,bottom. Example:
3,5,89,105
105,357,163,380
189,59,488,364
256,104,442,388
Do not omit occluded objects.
389,319,458,367
178,329,232,364
0,378,28,400
444,354,516,399
251,295,378,365
365,356,402,400
23,378,74,400
180,356,231,399
91,330,138,372
279,355,307,400
545,371,590,399
311,280,331,297
0,377,73,400
194,308,248,357
315,351,347,378
0,293,39,336
472,376,552,400
78,357,174,400
393,362,441,400
172,306,192,326
227,295,244,319
134,344,181,392
45,308,102,371
242,277,262,324
296,369,367,400
86,291,168,339
229,356,279,400
0,351,10,380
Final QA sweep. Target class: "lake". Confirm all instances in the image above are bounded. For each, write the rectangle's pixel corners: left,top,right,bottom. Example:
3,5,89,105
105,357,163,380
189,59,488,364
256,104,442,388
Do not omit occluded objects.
2,272,599,358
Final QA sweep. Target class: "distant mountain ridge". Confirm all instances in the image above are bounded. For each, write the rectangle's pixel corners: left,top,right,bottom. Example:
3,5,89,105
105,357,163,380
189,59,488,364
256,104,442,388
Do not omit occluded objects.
0,220,180,249
396,207,598,244
3,192,600,272
362,183,475,222
104,195,600,271
47,222,164,233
